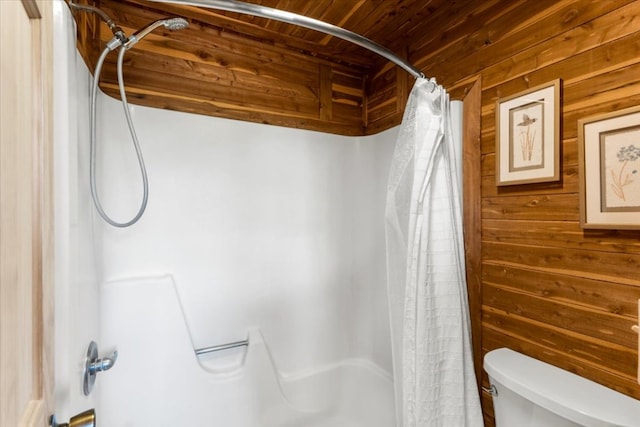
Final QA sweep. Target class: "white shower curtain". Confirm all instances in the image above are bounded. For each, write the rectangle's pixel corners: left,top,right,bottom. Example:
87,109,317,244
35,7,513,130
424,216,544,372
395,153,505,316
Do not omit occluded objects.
385,78,483,427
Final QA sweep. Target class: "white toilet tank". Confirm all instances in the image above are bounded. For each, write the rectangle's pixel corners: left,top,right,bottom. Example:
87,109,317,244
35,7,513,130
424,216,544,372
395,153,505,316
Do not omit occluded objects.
484,348,640,427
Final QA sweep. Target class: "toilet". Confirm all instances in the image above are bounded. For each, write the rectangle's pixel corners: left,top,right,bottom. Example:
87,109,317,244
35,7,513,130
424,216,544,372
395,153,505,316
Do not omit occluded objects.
484,348,640,427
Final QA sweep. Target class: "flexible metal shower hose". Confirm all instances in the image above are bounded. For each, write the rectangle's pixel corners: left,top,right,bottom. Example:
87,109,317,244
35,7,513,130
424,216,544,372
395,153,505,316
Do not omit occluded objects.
90,45,149,227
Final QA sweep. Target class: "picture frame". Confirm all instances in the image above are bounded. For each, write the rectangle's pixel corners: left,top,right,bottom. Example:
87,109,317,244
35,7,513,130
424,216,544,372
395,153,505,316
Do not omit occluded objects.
496,79,561,186
578,105,640,230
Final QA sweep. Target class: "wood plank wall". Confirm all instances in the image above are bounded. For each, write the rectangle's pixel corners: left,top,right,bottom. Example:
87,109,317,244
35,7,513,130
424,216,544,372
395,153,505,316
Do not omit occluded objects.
365,1,640,425
73,0,369,135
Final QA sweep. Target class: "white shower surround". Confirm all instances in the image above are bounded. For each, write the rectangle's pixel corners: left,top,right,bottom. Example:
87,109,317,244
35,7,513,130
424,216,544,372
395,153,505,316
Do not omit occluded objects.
94,91,397,371
94,95,401,425
54,1,395,421
98,274,396,425
53,0,100,420
53,1,463,423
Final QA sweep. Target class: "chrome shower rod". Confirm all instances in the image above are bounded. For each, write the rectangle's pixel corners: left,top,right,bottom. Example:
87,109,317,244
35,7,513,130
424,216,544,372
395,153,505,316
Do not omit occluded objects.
148,0,425,79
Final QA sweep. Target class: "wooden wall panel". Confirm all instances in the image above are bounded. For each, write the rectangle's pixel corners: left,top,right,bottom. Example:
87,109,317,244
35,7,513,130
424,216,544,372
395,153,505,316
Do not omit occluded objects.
75,0,368,135
462,78,484,392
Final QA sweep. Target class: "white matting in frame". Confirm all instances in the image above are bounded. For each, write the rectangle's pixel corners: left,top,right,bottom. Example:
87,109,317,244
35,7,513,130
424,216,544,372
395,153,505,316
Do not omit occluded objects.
496,79,561,186
579,105,640,229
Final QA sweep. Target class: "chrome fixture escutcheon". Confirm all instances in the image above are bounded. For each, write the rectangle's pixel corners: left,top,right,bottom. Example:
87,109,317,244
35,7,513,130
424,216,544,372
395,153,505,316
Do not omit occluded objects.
83,341,118,396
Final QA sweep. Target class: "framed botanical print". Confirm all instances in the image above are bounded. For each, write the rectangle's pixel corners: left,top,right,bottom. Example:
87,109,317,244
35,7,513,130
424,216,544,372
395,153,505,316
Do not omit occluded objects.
578,105,640,229
496,79,561,186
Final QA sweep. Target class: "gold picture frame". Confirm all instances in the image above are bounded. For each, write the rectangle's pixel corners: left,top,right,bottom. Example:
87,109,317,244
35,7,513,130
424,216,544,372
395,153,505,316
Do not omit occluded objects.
496,79,561,186
578,105,640,230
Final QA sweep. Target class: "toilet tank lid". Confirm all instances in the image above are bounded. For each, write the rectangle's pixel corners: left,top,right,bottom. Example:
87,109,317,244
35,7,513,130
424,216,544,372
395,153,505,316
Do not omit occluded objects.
484,348,640,427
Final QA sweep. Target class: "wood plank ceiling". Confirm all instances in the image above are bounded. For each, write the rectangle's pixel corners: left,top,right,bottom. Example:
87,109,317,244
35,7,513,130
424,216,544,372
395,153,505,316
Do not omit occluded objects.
72,0,472,135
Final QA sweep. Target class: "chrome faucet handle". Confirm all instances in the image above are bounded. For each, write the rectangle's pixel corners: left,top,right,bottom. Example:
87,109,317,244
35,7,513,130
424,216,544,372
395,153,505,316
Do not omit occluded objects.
88,349,118,374
83,341,118,396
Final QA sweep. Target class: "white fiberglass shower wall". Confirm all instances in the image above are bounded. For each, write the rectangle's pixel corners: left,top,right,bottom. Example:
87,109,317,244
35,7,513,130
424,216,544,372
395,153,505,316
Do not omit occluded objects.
94,94,398,425
94,98,396,372
53,0,100,420
53,1,462,424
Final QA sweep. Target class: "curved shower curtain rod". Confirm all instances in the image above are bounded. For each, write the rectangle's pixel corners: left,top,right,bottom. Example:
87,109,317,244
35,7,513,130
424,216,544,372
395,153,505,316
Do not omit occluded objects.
148,0,426,80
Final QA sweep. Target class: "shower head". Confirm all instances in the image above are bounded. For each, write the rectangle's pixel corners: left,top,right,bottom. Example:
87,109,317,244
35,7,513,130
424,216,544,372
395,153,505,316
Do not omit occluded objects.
163,17,189,30
125,17,189,48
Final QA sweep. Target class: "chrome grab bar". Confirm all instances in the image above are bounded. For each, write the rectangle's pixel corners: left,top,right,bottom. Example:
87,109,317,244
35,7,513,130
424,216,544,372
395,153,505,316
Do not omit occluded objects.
195,339,248,356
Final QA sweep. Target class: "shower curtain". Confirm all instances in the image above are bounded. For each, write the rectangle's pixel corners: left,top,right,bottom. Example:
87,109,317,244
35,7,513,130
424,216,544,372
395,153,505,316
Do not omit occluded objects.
385,78,483,427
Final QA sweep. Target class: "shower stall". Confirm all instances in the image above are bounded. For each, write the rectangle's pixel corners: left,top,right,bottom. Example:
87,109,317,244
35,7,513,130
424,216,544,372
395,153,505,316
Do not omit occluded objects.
53,0,465,425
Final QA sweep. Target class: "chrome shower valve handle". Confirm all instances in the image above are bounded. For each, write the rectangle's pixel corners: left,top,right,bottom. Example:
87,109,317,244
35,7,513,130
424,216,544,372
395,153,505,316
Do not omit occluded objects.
83,341,118,396
88,350,118,375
